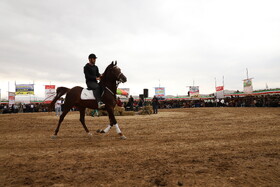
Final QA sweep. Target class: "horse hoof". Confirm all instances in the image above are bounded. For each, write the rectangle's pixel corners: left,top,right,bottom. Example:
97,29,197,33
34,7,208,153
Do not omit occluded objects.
96,129,105,133
120,135,127,140
51,135,57,139
88,133,93,137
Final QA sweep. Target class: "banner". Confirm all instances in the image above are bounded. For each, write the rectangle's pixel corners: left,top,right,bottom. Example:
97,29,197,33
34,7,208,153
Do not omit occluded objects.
216,86,224,99
45,85,56,103
216,86,224,92
155,87,165,97
8,92,15,106
189,86,199,97
15,84,34,95
243,79,253,94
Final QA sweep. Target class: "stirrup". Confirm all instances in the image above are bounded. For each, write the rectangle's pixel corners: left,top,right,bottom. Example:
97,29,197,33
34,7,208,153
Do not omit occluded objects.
98,102,105,109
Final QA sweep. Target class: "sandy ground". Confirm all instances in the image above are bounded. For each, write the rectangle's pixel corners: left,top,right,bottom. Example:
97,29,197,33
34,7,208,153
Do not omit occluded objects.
0,107,280,187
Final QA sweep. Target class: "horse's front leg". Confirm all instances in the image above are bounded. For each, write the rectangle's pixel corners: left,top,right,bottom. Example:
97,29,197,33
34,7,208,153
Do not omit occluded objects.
97,106,126,140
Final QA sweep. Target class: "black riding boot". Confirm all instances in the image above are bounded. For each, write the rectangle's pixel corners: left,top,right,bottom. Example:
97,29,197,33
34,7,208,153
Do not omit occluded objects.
92,90,104,108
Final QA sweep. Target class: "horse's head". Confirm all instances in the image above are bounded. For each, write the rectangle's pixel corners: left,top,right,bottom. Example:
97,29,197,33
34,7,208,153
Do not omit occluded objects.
111,61,127,83
103,61,127,83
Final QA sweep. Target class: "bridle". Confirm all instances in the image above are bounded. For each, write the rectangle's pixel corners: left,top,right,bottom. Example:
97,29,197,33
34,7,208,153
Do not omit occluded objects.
103,66,124,97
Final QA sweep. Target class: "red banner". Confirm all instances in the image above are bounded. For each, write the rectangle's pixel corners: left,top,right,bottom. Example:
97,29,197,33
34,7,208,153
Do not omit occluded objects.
216,86,224,92
45,85,55,89
45,85,56,103
8,92,15,106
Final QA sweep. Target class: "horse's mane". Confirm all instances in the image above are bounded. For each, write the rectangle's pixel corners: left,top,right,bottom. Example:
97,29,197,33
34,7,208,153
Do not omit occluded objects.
99,63,115,86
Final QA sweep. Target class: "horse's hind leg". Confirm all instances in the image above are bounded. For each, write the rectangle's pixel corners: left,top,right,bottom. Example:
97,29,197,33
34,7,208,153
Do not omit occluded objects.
79,107,92,137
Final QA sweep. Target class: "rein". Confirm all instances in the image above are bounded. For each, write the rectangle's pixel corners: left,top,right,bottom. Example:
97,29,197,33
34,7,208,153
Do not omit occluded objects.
105,86,115,96
102,81,121,97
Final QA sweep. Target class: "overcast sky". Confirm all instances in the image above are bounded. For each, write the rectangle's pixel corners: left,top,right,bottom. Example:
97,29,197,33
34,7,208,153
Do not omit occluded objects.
0,0,280,99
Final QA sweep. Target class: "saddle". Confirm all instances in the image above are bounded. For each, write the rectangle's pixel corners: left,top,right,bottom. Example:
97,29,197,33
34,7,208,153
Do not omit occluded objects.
81,89,96,100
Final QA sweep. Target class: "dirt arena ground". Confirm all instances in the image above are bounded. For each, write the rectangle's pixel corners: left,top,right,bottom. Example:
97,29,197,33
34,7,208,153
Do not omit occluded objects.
1,108,280,186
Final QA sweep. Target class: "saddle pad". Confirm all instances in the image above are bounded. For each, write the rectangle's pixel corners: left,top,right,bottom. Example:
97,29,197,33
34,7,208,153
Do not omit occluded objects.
81,89,96,100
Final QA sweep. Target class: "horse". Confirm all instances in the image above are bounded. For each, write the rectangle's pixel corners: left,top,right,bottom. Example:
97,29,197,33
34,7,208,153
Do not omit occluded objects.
49,61,127,139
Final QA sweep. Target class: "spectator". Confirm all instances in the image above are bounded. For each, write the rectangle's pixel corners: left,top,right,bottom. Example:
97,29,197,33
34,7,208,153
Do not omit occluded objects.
126,95,134,111
116,97,123,107
152,95,159,114
55,98,62,116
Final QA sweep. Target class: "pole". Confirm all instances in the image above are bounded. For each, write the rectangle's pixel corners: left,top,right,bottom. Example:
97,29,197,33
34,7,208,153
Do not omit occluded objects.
15,81,16,101
214,77,217,98
222,76,225,98
214,78,217,107
215,77,217,89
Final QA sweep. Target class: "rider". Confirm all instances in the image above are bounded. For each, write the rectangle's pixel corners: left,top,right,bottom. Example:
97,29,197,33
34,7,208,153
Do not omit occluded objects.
84,53,104,108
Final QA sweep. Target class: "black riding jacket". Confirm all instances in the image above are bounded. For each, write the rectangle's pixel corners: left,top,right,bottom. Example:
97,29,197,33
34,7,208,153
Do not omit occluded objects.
84,63,101,83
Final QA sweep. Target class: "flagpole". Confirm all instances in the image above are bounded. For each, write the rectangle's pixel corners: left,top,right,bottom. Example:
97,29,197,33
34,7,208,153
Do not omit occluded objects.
222,76,225,98
15,81,16,100
215,77,217,89
214,77,217,98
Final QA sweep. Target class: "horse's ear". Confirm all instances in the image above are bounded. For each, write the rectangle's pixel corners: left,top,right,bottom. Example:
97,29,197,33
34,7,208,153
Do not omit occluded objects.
111,61,114,65
114,61,117,65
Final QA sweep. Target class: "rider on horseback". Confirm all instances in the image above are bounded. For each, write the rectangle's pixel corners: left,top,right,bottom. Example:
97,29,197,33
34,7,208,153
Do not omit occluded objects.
84,53,104,108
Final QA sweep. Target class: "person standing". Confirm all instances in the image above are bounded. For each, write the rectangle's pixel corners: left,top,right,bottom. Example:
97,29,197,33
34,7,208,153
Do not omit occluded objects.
84,53,104,108
152,95,159,114
55,98,62,116
128,95,134,111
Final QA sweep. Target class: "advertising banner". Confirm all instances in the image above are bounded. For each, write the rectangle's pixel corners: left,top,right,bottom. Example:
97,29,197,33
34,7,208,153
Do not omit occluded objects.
216,86,224,92
216,86,224,99
243,79,253,94
155,87,165,97
189,86,199,97
15,84,34,95
8,92,15,106
45,85,56,103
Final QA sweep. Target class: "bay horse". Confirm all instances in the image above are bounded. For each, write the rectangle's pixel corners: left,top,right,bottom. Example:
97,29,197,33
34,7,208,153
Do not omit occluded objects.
49,61,127,139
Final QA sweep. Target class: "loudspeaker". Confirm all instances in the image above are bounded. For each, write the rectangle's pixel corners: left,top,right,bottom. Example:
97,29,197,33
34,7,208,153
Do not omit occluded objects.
139,94,144,100
143,89,148,98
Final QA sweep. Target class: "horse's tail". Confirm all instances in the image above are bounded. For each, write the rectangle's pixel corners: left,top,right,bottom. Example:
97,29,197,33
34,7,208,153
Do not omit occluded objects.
49,87,70,112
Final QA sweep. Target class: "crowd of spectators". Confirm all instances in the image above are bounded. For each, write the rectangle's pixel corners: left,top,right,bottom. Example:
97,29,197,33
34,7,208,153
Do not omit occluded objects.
0,102,80,114
0,103,49,114
1,95,279,114
124,95,280,111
